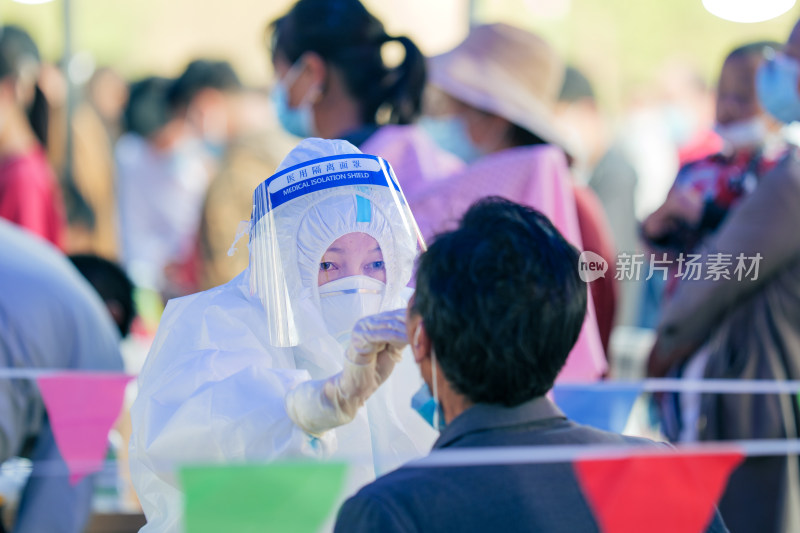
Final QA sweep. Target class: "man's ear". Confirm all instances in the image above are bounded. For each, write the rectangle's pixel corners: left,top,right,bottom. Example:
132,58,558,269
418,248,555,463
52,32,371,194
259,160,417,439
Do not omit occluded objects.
411,322,432,364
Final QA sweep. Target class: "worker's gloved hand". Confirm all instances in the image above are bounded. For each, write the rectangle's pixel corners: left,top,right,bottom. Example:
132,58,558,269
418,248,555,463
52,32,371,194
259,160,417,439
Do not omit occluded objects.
285,309,408,436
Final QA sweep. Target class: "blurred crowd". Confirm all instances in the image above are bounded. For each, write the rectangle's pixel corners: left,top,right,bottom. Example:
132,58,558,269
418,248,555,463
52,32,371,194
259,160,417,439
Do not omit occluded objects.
0,8,772,331
1,0,800,531
1,5,764,324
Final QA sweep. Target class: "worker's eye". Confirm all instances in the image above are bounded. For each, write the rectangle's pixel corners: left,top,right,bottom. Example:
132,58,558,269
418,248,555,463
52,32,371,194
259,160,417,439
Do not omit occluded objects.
367,261,385,271
320,262,336,271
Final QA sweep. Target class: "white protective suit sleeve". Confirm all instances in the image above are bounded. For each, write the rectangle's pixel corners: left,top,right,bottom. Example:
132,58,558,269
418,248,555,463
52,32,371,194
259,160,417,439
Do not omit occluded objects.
285,309,407,436
129,272,336,533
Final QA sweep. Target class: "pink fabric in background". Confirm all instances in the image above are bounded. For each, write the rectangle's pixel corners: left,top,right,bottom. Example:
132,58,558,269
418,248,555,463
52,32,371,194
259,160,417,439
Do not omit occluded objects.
37,372,133,484
360,125,466,200
408,145,607,382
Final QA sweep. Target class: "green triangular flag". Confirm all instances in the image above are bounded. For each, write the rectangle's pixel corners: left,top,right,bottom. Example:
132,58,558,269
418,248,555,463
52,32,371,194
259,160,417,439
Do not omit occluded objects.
180,462,349,533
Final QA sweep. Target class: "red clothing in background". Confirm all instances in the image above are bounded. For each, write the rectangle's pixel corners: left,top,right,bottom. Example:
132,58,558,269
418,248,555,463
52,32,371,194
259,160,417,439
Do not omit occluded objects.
573,184,617,357
677,128,723,168
0,147,65,249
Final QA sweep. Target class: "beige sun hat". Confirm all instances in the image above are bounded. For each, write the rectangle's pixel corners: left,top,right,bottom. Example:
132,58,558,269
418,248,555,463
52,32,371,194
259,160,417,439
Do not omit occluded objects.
427,23,570,153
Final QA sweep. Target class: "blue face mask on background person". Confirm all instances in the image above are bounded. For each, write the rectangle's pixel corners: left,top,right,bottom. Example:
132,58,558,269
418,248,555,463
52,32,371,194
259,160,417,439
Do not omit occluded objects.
418,115,483,164
756,53,800,125
271,58,317,138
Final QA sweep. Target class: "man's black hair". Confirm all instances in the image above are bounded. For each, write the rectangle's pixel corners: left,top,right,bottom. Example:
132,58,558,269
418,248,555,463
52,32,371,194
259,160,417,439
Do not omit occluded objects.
412,197,587,407
167,59,242,112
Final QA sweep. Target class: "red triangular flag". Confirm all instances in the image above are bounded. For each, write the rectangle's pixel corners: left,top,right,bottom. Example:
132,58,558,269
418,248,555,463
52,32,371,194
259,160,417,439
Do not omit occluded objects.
574,449,743,533
36,372,132,485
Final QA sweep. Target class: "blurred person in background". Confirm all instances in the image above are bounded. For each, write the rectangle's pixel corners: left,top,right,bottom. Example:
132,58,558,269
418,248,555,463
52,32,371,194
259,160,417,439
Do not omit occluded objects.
59,67,130,260
0,221,123,533
188,63,297,290
157,59,245,294
641,42,785,328
86,67,128,143
659,61,723,170
268,0,463,199
643,42,785,260
115,76,211,299
556,66,641,329
0,26,65,249
556,67,639,256
617,85,680,227
647,28,800,533
633,62,723,329
130,139,436,533
166,59,242,164
37,62,95,255
619,62,720,225
411,23,609,376
196,120,295,290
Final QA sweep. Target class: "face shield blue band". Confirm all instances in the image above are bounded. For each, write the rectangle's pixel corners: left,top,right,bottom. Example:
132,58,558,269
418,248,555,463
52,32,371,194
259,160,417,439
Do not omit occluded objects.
252,154,402,224
355,195,372,223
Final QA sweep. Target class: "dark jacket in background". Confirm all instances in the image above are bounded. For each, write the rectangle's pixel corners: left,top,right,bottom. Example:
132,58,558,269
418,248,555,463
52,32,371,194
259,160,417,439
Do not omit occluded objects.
334,397,728,533
656,149,800,533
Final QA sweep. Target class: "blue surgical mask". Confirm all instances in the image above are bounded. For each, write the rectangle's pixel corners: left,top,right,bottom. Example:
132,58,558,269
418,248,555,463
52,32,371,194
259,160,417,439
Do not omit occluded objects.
418,115,483,164
270,59,317,138
410,328,446,431
412,383,446,431
757,53,800,125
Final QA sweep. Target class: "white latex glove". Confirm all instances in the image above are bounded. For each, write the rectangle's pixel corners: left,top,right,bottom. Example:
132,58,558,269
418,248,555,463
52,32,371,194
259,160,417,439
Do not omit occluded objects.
285,309,408,436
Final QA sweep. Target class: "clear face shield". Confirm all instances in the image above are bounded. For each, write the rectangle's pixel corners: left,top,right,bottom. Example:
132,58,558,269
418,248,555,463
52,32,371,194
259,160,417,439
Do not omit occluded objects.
249,150,425,347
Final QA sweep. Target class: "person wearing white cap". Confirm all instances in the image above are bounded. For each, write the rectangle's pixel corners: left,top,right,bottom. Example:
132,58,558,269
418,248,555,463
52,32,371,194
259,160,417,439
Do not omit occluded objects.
413,23,610,382
129,138,436,533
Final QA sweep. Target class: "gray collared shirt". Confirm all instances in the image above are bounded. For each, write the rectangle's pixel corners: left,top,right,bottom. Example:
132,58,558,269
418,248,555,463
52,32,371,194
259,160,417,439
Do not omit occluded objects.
433,396,568,449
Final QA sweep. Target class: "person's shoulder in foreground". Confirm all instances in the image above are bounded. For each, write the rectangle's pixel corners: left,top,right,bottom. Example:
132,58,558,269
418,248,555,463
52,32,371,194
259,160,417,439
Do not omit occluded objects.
334,196,728,533
335,397,728,533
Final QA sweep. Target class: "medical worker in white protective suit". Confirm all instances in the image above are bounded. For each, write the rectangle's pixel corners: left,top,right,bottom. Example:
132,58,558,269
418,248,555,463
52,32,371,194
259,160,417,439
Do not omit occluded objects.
129,138,437,533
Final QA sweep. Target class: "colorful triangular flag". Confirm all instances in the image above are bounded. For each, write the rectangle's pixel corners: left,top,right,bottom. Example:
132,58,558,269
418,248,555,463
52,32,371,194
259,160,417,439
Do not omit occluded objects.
36,372,132,484
180,462,348,533
552,384,642,433
574,449,743,533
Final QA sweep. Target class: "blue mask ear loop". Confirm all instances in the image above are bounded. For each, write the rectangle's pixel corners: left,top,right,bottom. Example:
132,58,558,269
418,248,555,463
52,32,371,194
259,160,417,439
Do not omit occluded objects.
415,324,442,431
432,349,441,431
279,54,321,118
279,55,308,99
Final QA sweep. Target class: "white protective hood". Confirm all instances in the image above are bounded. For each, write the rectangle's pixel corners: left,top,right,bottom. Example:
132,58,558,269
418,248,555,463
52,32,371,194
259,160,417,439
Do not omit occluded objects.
249,138,420,347
129,139,436,533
